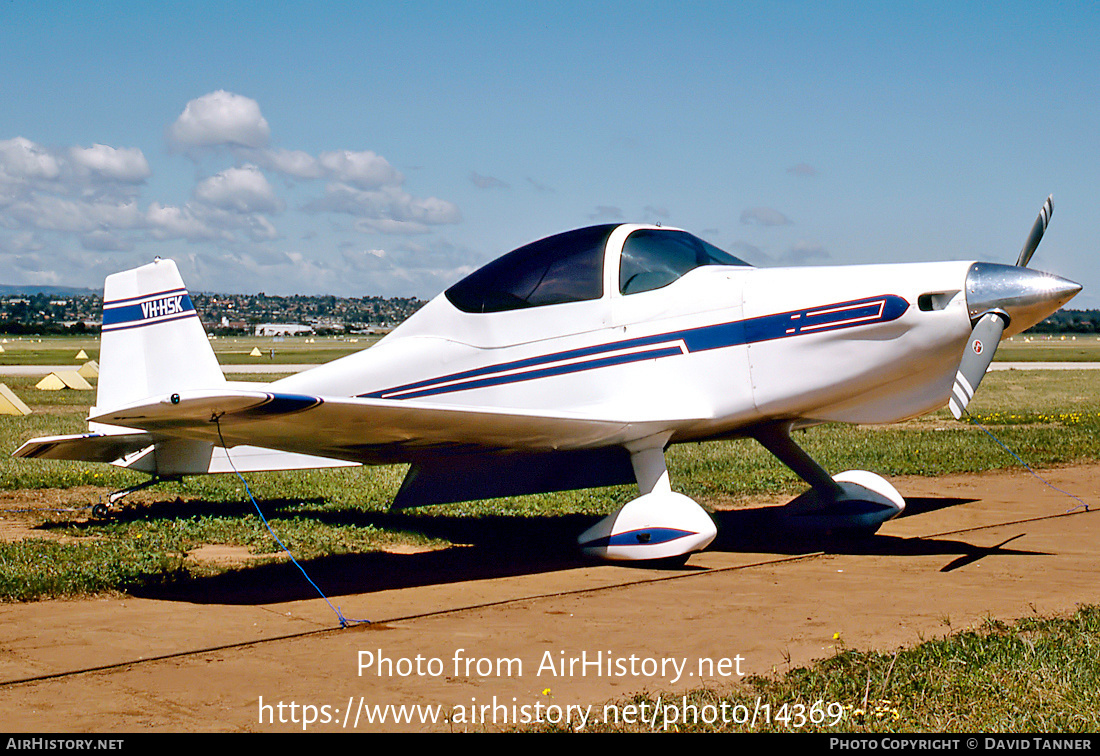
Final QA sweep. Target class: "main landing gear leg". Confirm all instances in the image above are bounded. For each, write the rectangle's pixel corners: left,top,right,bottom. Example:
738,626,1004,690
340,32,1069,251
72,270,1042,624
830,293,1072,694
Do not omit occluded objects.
751,422,905,533
577,434,717,562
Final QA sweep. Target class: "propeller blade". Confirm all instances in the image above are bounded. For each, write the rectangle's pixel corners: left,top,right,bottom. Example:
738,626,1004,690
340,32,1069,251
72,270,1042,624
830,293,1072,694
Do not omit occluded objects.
1015,195,1053,267
949,311,1007,419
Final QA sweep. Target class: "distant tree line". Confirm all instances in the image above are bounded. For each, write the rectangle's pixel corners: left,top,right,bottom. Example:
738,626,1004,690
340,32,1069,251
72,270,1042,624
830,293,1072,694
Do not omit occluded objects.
0,320,91,335
0,291,425,335
1028,310,1100,334
0,290,1095,336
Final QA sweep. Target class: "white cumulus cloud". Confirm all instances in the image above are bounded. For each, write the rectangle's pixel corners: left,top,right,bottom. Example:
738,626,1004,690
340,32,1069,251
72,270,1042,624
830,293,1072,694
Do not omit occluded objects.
318,150,402,189
0,90,468,295
7,195,144,234
0,137,61,182
69,144,151,182
246,214,279,241
258,148,325,180
146,202,224,242
167,90,271,150
307,183,460,227
194,165,282,214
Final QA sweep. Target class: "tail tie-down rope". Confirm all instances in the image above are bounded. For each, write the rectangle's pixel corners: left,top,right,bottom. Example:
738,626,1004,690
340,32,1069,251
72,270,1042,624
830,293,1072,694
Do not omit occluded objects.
962,410,1090,514
214,416,369,628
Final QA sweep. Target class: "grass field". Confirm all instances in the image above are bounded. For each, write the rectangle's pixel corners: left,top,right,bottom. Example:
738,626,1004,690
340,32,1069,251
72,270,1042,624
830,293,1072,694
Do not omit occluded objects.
2,336,1100,601
538,608,1100,732
3,335,1099,732
3,331,1096,367
0,333,377,365
996,334,1100,362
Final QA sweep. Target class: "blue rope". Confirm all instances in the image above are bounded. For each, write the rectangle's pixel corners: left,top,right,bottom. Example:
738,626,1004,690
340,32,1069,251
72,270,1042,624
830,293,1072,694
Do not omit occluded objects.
214,418,369,627
963,410,1090,514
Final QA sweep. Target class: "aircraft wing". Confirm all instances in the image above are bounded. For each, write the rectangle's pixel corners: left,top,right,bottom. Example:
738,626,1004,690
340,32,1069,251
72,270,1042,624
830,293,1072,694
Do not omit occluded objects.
85,389,699,466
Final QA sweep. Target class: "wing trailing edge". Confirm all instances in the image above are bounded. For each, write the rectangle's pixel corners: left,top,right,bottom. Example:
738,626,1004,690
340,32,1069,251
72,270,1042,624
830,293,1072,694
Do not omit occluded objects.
85,389,704,465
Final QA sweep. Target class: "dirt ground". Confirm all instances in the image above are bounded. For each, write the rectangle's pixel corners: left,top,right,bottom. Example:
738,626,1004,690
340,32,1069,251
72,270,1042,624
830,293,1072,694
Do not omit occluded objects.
1,463,1098,733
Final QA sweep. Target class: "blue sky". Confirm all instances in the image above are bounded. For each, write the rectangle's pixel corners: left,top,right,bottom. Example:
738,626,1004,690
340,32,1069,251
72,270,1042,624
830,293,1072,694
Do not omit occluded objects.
1,1,1097,307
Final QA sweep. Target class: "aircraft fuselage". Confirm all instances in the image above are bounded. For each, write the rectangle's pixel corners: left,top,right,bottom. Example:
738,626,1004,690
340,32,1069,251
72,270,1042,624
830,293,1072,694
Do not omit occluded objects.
272,255,976,450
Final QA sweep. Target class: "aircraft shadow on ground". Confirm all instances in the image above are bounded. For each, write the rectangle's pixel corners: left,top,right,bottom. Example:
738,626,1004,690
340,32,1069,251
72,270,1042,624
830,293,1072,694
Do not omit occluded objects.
119,493,1048,606
711,497,1047,563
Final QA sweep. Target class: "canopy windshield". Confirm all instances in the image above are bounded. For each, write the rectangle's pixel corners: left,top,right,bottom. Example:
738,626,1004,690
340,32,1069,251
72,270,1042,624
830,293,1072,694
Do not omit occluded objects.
446,225,614,313
619,229,750,295
446,225,749,313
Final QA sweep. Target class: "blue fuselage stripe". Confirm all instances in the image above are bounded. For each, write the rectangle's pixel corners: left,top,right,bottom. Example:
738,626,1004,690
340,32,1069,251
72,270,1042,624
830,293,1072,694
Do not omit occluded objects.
361,294,909,400
383,346,686,400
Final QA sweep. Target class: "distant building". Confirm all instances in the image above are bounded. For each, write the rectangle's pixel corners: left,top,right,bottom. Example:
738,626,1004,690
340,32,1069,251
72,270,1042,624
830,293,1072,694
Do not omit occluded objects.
254,323,314,337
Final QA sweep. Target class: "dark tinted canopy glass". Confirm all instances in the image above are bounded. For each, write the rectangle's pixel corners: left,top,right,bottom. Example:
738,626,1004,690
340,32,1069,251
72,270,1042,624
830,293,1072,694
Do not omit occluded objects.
619,229,749,295
446,225,614,313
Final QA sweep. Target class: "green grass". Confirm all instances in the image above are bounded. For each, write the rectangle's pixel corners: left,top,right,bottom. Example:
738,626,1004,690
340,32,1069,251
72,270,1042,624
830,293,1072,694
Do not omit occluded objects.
995,335,1100,362
0,538,186,601
0,336,100,365
7,332,1100,366
5,334,1100,732
0,334,373,365
549,606,1100,732
0,494,441,602
1,350,1100,601
208,335,378,364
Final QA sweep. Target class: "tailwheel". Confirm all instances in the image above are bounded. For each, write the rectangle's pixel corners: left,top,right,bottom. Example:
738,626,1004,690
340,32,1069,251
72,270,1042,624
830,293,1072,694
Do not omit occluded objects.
103,475,169,511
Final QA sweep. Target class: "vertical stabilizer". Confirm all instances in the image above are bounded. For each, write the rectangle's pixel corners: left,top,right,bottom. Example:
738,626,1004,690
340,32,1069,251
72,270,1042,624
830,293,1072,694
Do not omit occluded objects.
96,258,225,414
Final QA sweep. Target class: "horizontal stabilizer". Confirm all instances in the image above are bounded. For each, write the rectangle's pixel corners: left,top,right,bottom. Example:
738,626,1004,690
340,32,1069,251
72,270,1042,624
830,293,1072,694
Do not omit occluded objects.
13,432,153,463
13,431,356,474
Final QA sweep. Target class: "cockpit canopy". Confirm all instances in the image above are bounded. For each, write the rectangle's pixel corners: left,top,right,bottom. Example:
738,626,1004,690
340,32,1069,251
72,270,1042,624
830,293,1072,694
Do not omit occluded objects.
619,228,749,295
446,224,749,313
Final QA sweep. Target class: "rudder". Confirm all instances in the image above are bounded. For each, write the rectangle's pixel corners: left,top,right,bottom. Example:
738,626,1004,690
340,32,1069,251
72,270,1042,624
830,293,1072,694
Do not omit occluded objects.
95,258,224,416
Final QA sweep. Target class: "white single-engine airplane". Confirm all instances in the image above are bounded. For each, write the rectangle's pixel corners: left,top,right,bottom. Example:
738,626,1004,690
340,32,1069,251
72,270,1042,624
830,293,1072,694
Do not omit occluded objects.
15,197,1080,562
